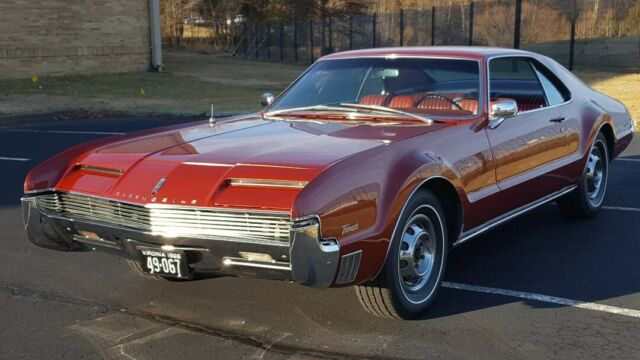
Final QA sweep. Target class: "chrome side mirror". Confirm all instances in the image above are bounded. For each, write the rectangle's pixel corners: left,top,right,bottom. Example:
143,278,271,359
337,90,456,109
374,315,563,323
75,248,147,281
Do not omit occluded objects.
261,92,275,107
489,99,518,129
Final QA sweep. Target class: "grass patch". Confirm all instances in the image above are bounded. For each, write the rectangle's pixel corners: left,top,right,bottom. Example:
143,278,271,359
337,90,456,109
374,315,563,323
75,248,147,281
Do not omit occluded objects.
0,52,304,115
576,71,640,129
0,52,637,125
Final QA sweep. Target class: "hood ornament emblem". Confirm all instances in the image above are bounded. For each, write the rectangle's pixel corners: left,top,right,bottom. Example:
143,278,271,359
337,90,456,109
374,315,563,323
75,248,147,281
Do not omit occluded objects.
152,177,167,195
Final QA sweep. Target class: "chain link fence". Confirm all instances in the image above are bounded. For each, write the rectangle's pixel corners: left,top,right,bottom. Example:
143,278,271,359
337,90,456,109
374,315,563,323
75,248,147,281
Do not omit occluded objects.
194,0,640,73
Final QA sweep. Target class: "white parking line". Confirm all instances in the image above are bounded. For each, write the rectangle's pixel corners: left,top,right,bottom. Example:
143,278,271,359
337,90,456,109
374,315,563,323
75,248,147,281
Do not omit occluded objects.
602,206,640,213
442,282,640,319
615,158,640,162
0,157,30,162
1,129,125,135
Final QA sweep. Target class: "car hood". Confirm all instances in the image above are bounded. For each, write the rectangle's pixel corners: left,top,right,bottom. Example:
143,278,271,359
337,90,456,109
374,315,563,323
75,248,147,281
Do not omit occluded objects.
54,114,442,211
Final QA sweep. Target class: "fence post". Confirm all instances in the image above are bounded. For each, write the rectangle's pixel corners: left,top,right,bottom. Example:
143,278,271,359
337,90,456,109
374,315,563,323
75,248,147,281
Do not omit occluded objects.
349,15,353,50
279,22,284,62
266,22,271,60
569,0,577,70
469,2,474,46
244,22,248,56
514,0,522,49
309,20,314,63
372,13,377,47
431,7,436,46
293,13,298,62
328,17,333,52
399,9,404,46
254,22,259,58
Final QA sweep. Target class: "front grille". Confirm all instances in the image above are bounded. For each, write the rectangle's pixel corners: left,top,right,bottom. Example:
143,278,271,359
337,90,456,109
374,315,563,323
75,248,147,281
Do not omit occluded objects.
36,192,292,245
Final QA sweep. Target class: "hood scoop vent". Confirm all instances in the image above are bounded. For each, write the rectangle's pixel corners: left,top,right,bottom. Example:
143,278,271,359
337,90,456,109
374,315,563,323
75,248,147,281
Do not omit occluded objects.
78,165,123,176
227,178,308,189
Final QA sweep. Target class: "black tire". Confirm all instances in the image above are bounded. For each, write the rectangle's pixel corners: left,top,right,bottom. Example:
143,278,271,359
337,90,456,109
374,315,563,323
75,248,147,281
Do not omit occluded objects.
558,132,609,219
126,259,174,281
355,190,448,319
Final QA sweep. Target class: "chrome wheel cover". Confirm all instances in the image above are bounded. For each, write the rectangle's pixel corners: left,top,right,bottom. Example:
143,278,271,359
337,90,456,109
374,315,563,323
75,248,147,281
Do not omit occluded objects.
585,140,607,207
398,214,436,294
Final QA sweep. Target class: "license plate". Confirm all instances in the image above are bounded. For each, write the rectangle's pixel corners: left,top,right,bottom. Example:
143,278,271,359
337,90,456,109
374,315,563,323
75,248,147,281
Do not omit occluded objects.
139,248,189,279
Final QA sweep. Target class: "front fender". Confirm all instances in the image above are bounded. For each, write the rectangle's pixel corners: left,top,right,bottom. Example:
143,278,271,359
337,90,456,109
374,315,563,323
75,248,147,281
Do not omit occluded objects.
292,142,463,286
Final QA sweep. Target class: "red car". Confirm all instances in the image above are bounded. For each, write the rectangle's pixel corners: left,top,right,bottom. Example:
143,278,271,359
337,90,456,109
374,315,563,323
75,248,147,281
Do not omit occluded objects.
22,47,634,319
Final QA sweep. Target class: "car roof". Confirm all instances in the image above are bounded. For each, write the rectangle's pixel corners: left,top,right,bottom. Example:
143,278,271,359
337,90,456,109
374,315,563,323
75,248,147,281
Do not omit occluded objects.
320,46,534,61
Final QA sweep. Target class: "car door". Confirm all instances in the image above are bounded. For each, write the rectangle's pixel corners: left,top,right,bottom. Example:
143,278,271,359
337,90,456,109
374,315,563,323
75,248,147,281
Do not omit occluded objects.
484,56,576,207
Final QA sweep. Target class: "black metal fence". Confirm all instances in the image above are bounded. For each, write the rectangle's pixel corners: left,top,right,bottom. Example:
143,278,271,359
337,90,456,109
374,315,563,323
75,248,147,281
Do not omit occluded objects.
220,0,640,73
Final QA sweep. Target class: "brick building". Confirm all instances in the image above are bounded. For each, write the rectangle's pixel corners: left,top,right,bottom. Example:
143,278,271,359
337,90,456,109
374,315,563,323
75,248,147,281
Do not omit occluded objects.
0,0,159,79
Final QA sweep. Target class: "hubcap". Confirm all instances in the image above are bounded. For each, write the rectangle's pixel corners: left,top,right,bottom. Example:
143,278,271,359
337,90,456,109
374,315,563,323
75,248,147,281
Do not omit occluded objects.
398,215,436,293
585,145,605,205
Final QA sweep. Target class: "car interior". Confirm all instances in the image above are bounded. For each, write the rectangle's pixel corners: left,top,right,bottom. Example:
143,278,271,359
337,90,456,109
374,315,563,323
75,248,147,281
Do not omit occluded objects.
355,58,569,116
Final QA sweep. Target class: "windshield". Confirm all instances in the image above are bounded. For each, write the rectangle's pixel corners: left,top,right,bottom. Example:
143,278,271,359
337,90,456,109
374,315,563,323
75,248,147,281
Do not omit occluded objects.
269,58,481,117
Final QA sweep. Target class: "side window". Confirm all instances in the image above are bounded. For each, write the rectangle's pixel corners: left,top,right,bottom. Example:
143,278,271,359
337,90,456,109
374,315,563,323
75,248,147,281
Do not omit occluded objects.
532,61,571,106
489,58,548,112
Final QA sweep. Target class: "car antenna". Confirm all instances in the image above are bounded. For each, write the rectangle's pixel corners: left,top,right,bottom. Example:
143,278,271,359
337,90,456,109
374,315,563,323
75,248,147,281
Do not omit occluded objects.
209,104,216,127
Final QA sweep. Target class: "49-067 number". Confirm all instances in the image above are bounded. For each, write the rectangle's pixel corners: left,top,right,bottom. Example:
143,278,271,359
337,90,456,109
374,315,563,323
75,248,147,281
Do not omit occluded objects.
146,257,182,277
139,249,188,278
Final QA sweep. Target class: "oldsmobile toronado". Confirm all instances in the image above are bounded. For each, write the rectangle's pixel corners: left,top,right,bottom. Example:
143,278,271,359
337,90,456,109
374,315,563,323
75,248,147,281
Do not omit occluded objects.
22,47,634,319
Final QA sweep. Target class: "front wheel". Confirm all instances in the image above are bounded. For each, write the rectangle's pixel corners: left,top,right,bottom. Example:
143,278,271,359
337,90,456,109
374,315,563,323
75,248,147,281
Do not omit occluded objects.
558,132,609,219
355,191,448,319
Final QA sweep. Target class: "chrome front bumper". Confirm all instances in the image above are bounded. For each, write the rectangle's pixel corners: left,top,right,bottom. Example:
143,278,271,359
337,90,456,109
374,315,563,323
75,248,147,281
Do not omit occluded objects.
21,196,341,287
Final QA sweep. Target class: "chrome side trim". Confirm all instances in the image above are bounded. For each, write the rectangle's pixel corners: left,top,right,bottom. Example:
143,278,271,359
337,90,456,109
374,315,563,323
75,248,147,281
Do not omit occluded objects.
453,185,577,247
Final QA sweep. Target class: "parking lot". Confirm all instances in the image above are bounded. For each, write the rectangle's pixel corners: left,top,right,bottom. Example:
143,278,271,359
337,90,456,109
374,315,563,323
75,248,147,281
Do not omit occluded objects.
0,116,639,359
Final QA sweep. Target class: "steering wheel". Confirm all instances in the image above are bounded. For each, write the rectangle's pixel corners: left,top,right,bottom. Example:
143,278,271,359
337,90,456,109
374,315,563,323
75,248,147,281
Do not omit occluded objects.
415,94,463,110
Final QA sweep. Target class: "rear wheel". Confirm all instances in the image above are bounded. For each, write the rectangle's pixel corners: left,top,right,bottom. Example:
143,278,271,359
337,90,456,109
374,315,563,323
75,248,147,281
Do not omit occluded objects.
355,191,447,319
558,132,609,219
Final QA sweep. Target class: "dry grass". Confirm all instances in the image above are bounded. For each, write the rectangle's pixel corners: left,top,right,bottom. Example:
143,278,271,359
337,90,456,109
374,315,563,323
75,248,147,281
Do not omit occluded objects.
575,71,640,129
0,52,304,116
182,25,215,39
0,52,637,124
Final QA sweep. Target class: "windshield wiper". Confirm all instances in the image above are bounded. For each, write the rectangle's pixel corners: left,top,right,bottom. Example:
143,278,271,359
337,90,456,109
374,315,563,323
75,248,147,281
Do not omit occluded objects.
336,103,432,124
264,103,432,124
264,104,352,118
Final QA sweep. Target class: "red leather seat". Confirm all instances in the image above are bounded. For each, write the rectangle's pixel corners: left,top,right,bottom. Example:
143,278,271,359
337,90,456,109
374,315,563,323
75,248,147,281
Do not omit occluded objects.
417,97,454,110
388,95,420,108
358,95,388,106
457,98,478,113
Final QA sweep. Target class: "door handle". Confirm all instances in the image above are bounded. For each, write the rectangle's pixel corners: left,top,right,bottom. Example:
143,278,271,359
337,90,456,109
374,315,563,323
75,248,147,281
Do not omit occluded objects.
549,117,566,123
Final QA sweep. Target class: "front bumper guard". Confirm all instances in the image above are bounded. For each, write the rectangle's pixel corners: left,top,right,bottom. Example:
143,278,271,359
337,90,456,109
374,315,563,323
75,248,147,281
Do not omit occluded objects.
21,196,341,287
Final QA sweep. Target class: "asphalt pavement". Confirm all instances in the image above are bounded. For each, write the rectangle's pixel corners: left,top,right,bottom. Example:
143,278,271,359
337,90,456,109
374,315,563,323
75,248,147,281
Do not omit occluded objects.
0,117,639,359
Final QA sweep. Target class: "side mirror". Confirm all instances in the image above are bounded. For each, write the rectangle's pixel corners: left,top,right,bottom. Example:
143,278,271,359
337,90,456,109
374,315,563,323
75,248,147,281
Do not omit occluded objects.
261,92,275,107
488,99,518,129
